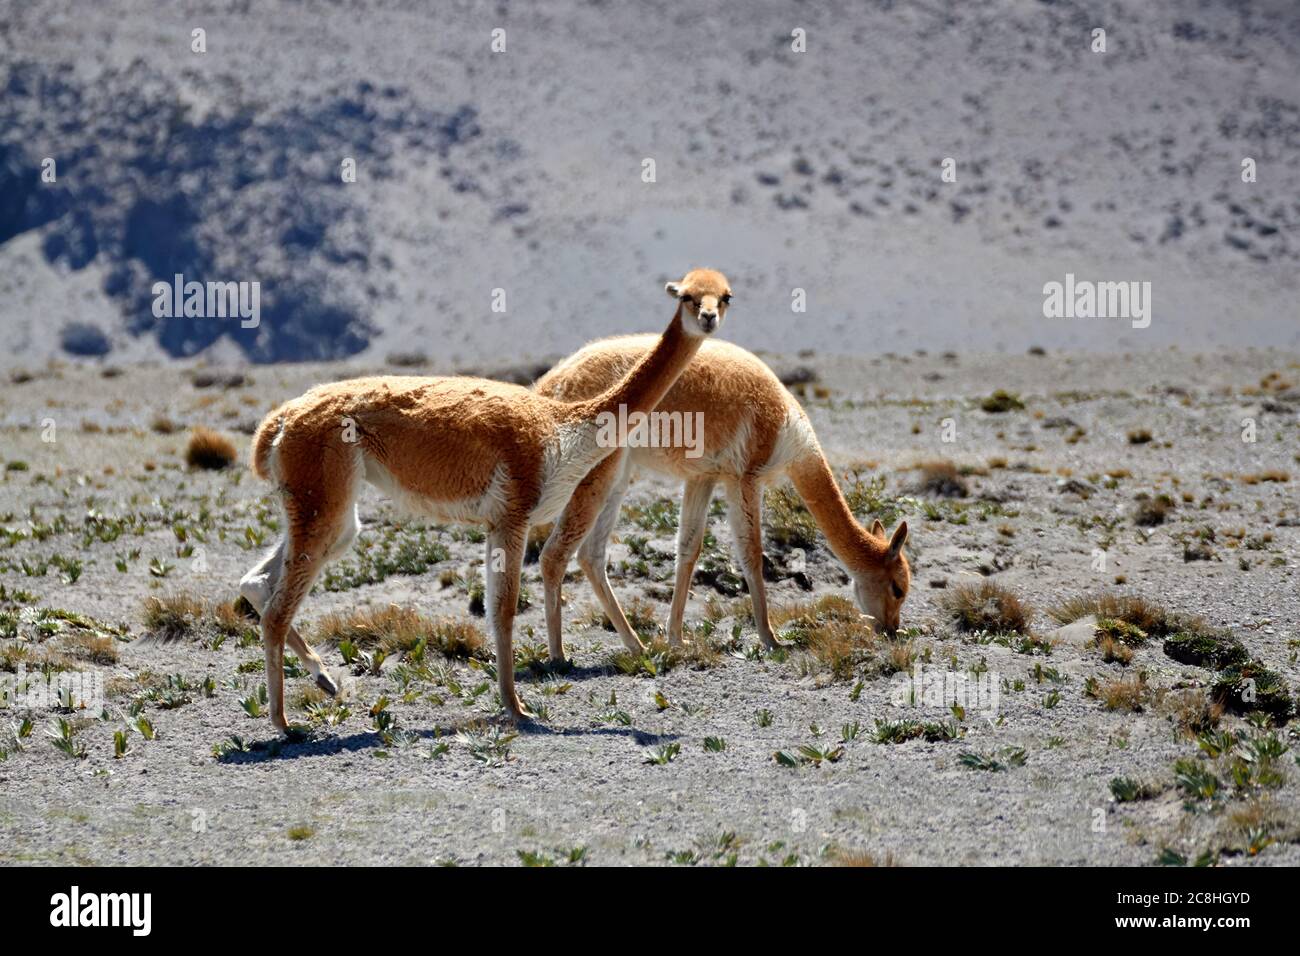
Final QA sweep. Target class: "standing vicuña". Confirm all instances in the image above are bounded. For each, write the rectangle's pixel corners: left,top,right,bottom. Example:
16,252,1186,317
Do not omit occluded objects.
534,337,909,661
239,268,734,731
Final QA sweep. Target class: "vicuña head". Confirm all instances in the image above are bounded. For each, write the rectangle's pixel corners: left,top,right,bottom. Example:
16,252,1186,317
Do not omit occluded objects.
666,268,732,337
852,518,911,634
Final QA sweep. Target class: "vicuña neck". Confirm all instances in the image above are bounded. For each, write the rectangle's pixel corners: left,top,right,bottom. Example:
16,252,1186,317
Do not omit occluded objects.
562,306,703,425
789,448,886,572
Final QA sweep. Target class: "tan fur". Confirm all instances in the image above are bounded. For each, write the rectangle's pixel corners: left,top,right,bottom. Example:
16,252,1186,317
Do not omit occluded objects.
535,338,910,658
240,269,733,731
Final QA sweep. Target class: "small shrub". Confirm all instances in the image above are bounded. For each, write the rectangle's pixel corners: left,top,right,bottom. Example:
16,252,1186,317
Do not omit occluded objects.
141,593,206,641
314,605,485,660
1132,493,1175,526
1163,631,1249,670
912,459,968,498
980,390,1024,413
1097,673,1148,712
943,581,1031,634
772,594,875,681
185,426,237,470
1050,593,1186,638
764,484,818,551
1211,663,1295,723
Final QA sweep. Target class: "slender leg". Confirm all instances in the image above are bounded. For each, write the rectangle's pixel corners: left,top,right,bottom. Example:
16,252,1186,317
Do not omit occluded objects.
666,477,715,646
575,463,644,652
240,537,339,697
725,478,782,650
248,483,356,733
486,521,532,721
258,529,332,732
540,452,625,663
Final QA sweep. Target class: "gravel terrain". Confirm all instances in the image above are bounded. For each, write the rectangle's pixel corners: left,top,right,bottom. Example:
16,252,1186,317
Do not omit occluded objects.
0,349,1297,866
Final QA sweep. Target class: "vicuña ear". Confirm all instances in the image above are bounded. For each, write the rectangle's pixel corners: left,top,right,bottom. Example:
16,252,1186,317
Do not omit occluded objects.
870,518,886,538
887,521,909,559
665,281,682,299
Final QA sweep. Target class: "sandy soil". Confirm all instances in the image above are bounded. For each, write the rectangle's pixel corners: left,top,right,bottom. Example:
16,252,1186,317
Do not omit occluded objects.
1,348,1297,866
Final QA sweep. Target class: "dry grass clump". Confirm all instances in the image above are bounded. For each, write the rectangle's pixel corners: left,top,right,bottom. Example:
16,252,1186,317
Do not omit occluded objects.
911,459,968,498
772,594,876,681
980,390,1024,413
1132,492,1175,526
881,640,917,676
590,596,660,642
1048,593,1184,638
1127,428,1153,445
141,593,258,644
150,414,181,434
827,848,899,867
142,593,207,641
1098,636,1133,666
942,581,1031,634
1157,688,1223,738
185,426,238,470
313,605,486,660
59,632,121,665
609,637,723,676
1240,470,1289,485
1094,673,1149,712
212,598,259,638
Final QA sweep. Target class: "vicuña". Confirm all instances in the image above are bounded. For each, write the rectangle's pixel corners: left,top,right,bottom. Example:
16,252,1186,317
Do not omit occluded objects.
240,268,733,729
534,336,909,660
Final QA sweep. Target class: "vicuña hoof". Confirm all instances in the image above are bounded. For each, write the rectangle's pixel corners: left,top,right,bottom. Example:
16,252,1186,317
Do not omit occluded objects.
316,670,339,697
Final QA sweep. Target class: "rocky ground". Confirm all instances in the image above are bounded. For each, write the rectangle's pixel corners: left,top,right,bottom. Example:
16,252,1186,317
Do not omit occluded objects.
1,348,1297,866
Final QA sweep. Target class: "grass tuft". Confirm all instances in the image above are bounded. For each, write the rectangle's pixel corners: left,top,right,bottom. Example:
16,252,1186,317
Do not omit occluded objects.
911,459,968,498
772,594,876,681
185,426,238,470
943,581,1031,634
314,605,486,660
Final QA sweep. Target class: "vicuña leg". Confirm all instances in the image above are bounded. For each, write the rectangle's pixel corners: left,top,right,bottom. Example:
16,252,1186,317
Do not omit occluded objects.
485,521,533,721
258,529,336,732
725,477,782,650
574,463,644,653
540,452,627,663
250,468,358,733
239,536,343,698
666,477,715,646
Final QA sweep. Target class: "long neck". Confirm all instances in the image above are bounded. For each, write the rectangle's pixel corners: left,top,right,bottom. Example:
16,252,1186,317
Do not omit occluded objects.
789,447,885,572
562,304,702,424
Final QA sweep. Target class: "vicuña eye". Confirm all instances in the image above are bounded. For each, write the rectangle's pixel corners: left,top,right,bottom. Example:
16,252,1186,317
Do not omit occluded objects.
891,582,904,600
720,294,731,304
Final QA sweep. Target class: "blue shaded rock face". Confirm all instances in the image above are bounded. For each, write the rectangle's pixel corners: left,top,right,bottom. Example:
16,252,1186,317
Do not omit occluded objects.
0,62,483,362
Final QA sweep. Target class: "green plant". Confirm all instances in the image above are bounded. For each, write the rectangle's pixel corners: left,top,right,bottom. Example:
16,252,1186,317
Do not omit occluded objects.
46,717,86,759
643,742,681,765
958,747,1026,772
